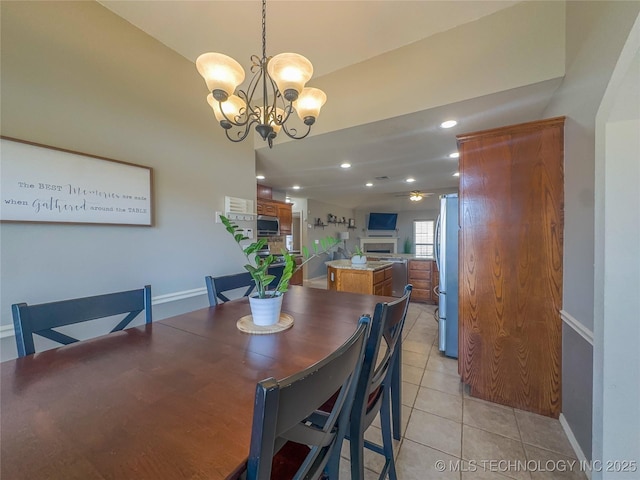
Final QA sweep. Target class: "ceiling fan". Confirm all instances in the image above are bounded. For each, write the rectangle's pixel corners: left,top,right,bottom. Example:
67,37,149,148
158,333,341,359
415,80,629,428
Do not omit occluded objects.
393,190,434,202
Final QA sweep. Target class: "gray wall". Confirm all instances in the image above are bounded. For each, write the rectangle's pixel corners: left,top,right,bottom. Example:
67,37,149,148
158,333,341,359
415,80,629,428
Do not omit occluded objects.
541,0,640,462
0,2,256,359
306,199,356,279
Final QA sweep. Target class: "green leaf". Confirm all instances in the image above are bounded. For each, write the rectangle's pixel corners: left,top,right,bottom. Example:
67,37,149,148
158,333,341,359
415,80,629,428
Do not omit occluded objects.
234,233,244,243
302,245,309,258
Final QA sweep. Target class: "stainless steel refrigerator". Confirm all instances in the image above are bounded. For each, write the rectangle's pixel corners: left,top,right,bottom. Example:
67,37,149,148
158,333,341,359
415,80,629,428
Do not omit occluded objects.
435,193,459,358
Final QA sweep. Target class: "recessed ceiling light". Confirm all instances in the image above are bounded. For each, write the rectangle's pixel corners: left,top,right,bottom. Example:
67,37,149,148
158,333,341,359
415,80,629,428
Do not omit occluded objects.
292,185,301,190
453,172,460,177
256,175,265,180
340,163,351,169
405,177,416,183
365,182,373,187
449,152,460,159
440,120,458,129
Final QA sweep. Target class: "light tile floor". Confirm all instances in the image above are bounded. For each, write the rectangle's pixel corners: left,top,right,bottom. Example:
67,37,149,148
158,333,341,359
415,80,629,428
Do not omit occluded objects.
304,277,586,480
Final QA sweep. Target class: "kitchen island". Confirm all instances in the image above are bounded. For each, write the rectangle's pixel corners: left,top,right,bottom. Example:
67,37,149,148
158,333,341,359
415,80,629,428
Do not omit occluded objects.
326,260,393,296
364,254,439,303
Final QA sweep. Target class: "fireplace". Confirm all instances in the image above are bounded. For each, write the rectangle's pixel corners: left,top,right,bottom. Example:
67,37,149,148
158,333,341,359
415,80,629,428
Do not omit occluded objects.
359,237,397,254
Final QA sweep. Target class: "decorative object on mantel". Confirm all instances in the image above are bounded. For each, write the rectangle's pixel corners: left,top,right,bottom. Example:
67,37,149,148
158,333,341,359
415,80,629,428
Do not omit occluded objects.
221,215,339,327
351,245,367,265
196,0,326,148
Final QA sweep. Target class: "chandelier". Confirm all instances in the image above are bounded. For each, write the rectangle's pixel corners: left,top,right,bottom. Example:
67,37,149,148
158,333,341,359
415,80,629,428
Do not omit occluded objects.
195,0,327,148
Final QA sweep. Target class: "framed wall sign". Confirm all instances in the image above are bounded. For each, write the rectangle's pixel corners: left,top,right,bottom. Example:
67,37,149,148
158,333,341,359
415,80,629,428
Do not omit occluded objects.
0,137,153,226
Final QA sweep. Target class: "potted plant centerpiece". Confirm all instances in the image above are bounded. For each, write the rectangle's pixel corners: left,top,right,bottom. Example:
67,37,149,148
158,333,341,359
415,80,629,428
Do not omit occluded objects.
351,245,367,265
221,215,339,326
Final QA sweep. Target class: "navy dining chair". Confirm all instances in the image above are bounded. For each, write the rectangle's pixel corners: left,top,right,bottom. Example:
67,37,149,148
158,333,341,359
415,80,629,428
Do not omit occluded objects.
206,272,256,306
205,266,285,306
338,284,413,480
11,285,152,358
242,316,371,480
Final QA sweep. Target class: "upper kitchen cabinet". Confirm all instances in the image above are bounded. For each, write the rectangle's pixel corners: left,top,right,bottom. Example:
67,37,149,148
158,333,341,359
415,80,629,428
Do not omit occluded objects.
256,194,293,236
457,117,564,418
277,204,292,235
257,183,272,200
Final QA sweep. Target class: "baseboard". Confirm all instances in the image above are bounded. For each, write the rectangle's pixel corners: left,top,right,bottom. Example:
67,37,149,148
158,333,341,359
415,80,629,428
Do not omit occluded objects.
151,287,207,305
560,309,594,345
0,287,208,339
559,413,592,480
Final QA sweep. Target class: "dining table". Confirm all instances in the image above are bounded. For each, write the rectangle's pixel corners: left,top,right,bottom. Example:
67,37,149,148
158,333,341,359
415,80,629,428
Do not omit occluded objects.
0,285,395,480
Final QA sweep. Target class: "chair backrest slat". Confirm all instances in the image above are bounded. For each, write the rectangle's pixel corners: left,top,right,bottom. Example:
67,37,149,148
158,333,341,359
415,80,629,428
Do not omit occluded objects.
11,285,152,357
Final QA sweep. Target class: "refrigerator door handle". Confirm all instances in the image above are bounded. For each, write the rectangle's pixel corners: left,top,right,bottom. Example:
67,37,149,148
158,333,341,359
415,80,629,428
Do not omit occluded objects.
434,214,442,272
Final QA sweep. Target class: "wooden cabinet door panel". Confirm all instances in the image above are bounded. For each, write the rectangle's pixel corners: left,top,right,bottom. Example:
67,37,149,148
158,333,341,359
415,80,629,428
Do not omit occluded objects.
263,203,277,216
373,269,386,285
278,204,292,235
257,183,272,199
382,279,392,296
410,280,430,290
337,270,373,295
408,260,430,271
458,117,564,418
408,270,430,280
412,289,431,302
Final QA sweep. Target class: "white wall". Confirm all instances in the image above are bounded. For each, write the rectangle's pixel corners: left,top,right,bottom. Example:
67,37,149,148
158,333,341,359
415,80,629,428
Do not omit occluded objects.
0,2,256,359
542,0,640,464
593,12,640,476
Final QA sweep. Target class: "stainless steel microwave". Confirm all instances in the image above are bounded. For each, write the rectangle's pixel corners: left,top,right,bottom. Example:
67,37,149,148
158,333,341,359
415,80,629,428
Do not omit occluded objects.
257,215,280,236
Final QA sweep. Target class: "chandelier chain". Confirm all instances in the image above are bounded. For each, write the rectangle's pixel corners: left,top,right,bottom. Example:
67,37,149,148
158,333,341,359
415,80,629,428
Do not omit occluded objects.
261,0,267,61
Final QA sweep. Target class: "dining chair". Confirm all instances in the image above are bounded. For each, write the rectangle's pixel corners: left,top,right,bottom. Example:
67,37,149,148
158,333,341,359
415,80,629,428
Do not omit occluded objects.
11,285,152,358
206,272,256,306
345,284,413,480
205,266,285,306
243,316,371,480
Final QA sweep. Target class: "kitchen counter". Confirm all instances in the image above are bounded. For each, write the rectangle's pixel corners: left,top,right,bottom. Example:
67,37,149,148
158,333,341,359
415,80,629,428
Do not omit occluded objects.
325,259,392,271
366,253,435,261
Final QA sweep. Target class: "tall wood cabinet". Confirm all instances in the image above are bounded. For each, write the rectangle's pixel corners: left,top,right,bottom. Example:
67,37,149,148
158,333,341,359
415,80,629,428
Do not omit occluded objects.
457,117,564,418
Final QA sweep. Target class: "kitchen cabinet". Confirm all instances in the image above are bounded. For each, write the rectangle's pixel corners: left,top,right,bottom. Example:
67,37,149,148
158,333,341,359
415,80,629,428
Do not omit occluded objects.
408,259,438,304
257,183,272,199
256,198,292,235
457,117,564,418
277,204,292,235
326,261,392,296
290,256,303,286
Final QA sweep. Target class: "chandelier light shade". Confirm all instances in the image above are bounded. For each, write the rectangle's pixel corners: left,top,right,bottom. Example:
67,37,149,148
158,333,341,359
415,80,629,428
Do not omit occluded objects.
266,53,313,100
196,53,245,100
196,0,326,148
294,88,327,123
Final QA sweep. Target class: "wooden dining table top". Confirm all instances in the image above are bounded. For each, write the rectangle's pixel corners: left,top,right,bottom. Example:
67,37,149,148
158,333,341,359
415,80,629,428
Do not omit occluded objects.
1,286,392,480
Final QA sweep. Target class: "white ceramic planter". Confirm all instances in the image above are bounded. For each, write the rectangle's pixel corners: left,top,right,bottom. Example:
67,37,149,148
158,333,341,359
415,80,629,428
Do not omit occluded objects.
351,255,367,265
248,292,284,326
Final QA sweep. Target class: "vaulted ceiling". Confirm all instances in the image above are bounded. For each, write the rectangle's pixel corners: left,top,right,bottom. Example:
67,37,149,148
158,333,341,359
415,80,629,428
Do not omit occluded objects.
99,0,566,211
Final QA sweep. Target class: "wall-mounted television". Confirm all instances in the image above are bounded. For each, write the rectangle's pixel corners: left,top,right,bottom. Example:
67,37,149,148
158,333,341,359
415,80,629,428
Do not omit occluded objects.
367,212,398,231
